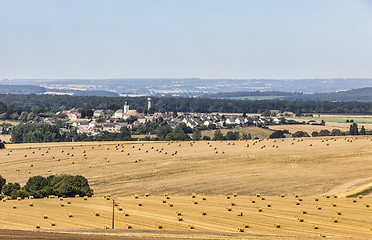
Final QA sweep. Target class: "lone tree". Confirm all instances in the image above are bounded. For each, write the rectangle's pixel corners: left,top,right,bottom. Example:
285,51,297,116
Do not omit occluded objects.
360,125,366,135
213,129,224,141
192,129,202,141
349,123,359,135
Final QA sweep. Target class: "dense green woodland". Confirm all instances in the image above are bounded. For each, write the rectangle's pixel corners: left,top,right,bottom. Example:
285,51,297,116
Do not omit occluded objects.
1,94,372,115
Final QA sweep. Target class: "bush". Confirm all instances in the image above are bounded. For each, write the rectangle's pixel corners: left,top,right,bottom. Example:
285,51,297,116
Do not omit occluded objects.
213,130,224,141
331,129,343,136
225,131,240,140
318,129,331,136
2,182,21,196
0,175,6,193
311,131,319,137
292,131,310,138
0,141,4,149
202,136,211,140
2,175,93,199
269,131,286,139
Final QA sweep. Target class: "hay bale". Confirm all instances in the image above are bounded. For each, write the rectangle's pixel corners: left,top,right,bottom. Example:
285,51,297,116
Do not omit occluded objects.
336,211,342,215
123,212,129,216
267,203,271,207
177,217,183,221
137,202,143,206
237,212,243,216
35,224,40,229
50,222,56,226
274,224,280,228
230,202,236,206
313,225,319,229
68,213,73,217
28,203,33,207
298,218,304,222
226,207,232,211
176,212,182,216
332,218,339,223
95,212,100,216
201,211,207,215
156,225,163,229
257,208,263,212
188,225,195,229
43,215,48,219
316,206,322,210
238,228,244,232
126,224,132,229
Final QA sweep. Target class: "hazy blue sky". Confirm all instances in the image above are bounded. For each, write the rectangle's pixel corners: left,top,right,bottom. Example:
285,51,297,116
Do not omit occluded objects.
0,0,372,79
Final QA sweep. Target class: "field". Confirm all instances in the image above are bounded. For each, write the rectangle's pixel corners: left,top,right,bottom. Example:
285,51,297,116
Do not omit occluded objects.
201,126,273,139
1,137,372,239
0,134,10,142
293,114,372,124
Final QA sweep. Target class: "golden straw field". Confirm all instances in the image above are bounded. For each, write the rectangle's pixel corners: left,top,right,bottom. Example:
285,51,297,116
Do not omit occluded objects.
1,137,372,239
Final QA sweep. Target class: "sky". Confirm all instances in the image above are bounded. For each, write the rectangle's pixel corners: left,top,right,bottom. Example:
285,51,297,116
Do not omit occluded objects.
0,0,372,80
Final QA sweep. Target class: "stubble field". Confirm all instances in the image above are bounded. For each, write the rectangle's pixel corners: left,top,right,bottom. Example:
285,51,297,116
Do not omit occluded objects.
0,137,372,239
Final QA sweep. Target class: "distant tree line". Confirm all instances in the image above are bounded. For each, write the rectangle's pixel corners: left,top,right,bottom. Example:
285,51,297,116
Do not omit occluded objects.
0,175,93,199
1,94,372,117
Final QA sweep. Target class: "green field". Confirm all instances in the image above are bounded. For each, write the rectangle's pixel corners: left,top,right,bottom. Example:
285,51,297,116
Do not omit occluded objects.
294,114,372,124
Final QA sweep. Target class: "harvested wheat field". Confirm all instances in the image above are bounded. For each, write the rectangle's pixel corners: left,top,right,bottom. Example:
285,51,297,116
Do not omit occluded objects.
0,194,372,239
1,137,372,239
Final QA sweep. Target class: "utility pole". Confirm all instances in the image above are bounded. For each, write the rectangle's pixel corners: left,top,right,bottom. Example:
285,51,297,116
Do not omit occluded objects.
111,196,118,229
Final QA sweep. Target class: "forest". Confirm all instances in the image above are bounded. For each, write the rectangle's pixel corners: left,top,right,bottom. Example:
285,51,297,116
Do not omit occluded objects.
0,94,372,116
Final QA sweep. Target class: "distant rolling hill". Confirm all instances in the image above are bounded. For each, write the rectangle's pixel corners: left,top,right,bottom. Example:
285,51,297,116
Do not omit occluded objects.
204,88,372,102
284,87,372,102
0,84,119,97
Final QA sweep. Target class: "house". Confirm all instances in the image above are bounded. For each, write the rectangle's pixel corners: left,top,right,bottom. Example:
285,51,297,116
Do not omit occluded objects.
282,111,295,117
63,110,81,120
225,117,236,125
102,122,116,132
235,117,245,125
75,122,89,134
43,117,55,124
93,110,105,118
273,117,285,124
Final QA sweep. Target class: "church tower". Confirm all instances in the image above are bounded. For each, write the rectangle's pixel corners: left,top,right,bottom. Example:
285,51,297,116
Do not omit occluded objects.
124,102,129,114
147,98,152,110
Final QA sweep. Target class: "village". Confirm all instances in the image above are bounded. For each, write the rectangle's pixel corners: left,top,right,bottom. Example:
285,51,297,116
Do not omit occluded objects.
53,98,296,136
